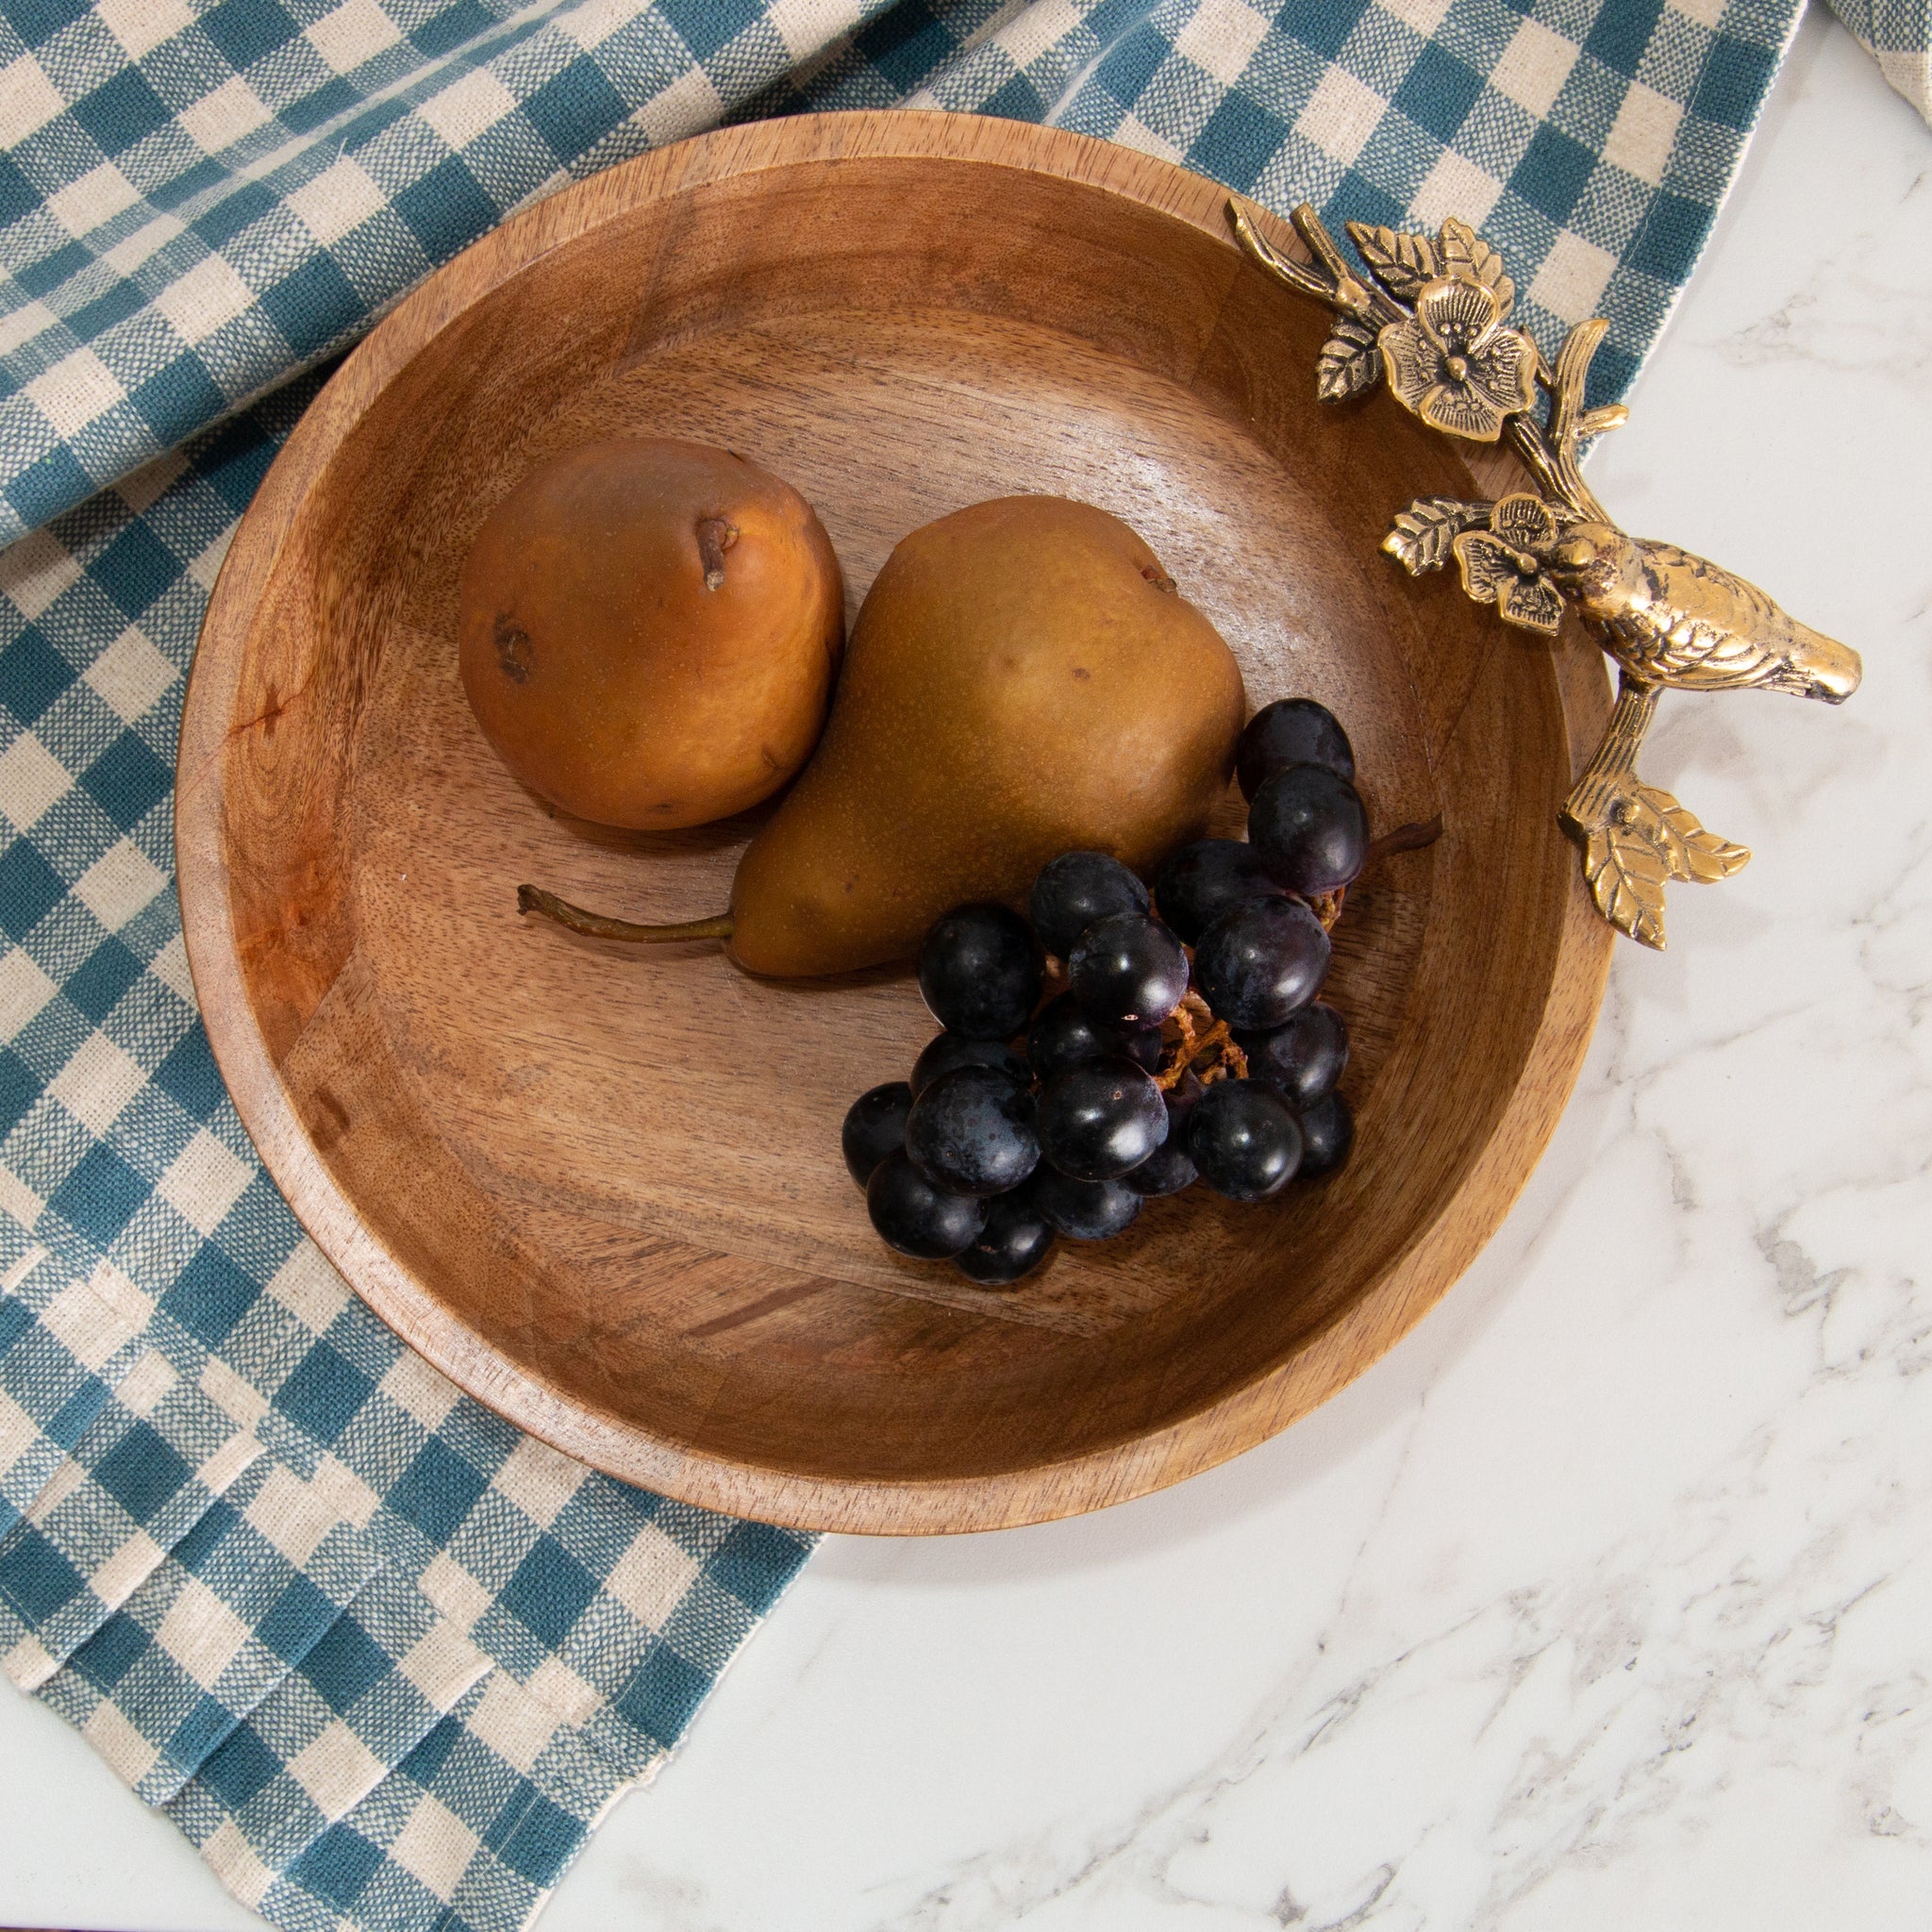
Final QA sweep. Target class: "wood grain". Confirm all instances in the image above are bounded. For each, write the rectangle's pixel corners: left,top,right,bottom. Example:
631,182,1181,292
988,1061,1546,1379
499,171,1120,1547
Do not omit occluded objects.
175,110,1613,1534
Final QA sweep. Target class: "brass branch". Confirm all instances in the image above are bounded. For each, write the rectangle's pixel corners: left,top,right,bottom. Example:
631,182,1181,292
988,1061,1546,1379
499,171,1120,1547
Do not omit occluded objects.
1228,199,1404,325
1510,318,1612,523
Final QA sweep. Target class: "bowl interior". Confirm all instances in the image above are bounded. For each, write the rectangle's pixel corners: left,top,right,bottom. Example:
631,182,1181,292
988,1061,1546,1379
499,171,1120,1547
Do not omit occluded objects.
189,125,1598,1529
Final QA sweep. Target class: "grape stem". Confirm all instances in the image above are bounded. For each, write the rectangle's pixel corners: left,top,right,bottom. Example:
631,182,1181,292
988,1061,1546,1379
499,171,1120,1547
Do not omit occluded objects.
1151,814,1442,1086
1363,815,1444,868
1313,814,1445,930
517,884,735,944
1158,991,1249,1090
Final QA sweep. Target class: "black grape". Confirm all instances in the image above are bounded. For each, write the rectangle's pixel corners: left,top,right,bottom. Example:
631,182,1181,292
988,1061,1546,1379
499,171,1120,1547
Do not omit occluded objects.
866,1151,987,1258
918,903,1041,1040
910,1032,1030,1097
1191,897,1330,1030
1296,1091,1355,1178
1037,1058,1168,1181
841,1082,912,1189
1028,851,1149,958
1029,1166,1141,1241
1026,994,1162,1081
1248,764,1369,896
955,1188,1056,1285
1068,911,1190,1027
1236,698,1355,799
904,1066,1040,1198
1153,839,1288,945
1124,1084,1200,1197
1234,1002,1349,1109
1187,1079,1303,1201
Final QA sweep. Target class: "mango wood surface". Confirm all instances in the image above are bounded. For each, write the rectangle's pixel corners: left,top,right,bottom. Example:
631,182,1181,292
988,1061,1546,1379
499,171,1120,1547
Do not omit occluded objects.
176,111,1613,1535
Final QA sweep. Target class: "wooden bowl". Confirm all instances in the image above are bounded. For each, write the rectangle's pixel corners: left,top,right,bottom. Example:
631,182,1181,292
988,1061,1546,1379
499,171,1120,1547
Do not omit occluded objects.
177,112,1612,1535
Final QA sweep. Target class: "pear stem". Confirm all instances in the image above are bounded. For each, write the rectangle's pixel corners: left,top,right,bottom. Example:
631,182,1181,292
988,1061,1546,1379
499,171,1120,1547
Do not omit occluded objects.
511,820,1441,960
517,885,734,944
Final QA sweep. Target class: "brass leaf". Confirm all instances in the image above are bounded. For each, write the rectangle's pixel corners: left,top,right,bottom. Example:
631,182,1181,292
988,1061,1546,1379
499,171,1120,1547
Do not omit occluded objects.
1387,497,1493,575
1437,216,1515,318
1580,784,1751,949
1316,317,1379,400
1631,785,1751,882
1345,221,1438,301
1584,820,1670,949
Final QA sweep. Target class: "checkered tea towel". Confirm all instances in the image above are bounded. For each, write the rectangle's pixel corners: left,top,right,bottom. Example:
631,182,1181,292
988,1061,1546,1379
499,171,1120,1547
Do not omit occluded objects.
1829,0,1932,120
0,0,1879,1928
0,378,816,1917
9,0,1868,548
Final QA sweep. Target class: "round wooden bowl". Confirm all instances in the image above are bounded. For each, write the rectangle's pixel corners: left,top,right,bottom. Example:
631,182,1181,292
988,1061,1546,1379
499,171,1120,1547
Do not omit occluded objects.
177,111,1612,1535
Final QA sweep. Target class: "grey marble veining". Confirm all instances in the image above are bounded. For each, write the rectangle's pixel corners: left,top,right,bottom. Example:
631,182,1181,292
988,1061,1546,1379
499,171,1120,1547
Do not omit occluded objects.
2,9,1927,1930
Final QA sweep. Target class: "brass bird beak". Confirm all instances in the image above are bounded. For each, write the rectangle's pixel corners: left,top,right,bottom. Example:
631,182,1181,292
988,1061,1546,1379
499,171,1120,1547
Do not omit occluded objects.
1803,636,1862,705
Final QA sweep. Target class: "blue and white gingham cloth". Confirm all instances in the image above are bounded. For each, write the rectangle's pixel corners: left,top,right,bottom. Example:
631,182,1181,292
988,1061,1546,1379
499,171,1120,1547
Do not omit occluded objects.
1830,0,1932,118
2,2,1923,1929
9,0,1894,547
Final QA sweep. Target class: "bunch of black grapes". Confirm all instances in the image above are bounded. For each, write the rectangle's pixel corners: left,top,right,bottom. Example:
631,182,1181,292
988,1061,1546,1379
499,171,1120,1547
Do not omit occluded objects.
841,699,1367,1286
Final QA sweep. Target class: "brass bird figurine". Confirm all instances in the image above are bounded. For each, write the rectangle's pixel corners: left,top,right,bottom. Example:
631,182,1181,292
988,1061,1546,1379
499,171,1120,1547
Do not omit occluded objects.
1544,525,1861,703
1227,198,1864,949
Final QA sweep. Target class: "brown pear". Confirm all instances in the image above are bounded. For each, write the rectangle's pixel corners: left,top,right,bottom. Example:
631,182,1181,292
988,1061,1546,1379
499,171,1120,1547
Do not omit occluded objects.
522,497,1245,975
724,496,1244,974
460,438,842,830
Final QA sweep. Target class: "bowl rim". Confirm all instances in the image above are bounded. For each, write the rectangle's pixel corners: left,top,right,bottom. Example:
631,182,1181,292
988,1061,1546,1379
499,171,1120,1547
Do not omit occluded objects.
175,108,1613,1535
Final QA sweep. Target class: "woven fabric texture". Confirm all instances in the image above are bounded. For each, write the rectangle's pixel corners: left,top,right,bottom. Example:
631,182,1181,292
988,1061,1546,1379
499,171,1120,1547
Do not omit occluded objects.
0,443,815,1913
0,365,818,1929
0,2,1838,1929
1825,0,1932,118
0,0,1817,546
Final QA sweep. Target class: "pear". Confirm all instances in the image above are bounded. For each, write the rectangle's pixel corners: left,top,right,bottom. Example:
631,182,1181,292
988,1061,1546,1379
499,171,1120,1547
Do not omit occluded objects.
521,496,1246,975
460,438,842,830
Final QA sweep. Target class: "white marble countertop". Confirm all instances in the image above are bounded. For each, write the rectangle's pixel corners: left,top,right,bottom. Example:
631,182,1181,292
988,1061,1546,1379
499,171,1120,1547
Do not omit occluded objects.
5,8,1929,1927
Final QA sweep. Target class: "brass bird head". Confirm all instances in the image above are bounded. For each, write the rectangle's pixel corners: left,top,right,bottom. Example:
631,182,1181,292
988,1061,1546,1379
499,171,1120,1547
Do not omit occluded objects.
1542,522,1631,615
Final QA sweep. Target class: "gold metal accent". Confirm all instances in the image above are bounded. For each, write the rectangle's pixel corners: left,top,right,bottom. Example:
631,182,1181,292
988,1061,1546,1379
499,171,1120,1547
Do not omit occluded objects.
1229,200,1863,949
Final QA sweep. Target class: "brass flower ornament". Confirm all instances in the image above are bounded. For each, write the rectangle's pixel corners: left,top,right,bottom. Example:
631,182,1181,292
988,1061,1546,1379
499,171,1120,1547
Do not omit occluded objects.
1452,493,1565,634
1224,198,1862,950
1380,276,1538,441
